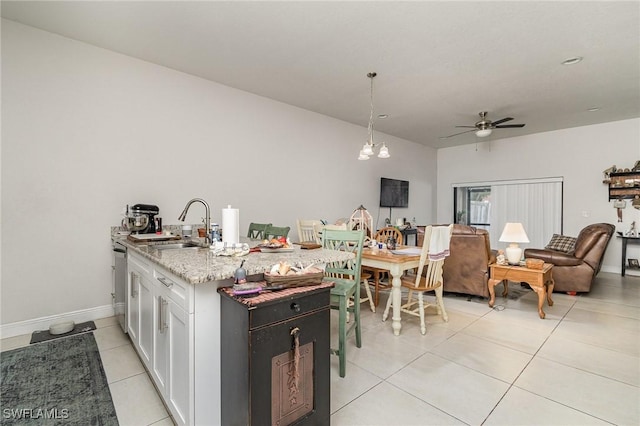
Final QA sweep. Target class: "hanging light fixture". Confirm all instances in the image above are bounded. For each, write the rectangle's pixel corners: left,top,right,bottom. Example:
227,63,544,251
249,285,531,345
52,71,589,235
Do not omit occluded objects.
358,72,390,160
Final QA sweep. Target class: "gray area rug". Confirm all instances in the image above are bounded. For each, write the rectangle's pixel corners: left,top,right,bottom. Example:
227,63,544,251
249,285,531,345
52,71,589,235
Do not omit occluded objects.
444,280,533,304
1,332,118,425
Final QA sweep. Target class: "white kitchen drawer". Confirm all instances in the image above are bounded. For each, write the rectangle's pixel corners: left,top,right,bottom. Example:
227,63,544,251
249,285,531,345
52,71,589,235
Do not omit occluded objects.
129,252,151,275
154,268,189,310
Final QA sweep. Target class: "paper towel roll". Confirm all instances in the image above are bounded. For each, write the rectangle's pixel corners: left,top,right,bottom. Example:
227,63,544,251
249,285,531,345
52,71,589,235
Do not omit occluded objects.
222,205,239,244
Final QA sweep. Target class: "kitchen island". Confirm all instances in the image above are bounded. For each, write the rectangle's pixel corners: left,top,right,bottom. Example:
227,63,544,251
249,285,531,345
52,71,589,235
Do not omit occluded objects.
113,233,352,426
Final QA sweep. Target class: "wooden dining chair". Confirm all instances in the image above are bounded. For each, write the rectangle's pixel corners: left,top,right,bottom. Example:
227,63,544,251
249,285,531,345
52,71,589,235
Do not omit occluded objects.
321,228,365,377
264,225,291,240
382,224,453,335
247,222,271,240
362,227,403,306
315,223,373,312
296,219,323,243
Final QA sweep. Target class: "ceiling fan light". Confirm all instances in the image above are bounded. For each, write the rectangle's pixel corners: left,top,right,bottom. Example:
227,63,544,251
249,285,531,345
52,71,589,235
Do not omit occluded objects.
377,143,390,158
476,128,492,138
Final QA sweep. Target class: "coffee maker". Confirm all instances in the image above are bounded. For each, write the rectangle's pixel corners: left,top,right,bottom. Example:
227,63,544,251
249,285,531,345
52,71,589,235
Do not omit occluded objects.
128,204,160,234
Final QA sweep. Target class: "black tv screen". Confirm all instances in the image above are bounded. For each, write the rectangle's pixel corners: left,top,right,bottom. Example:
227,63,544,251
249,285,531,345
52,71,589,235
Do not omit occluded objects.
380,178,409,208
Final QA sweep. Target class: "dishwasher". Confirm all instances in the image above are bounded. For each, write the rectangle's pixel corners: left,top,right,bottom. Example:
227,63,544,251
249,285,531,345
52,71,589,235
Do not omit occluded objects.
112,241,128,333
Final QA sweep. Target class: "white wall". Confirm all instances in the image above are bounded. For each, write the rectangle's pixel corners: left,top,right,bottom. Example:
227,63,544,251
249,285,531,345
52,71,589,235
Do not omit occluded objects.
437,119,640,273
1,20,437,328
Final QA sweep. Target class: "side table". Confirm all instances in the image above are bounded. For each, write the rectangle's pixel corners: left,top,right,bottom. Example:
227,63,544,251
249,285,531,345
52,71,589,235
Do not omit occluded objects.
488,263,555,319
219,283,332,425
400,227,418,246
619,235,640,276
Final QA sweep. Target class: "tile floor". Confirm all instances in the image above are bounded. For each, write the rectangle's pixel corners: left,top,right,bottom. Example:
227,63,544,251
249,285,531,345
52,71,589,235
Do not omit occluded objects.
2,272,638,425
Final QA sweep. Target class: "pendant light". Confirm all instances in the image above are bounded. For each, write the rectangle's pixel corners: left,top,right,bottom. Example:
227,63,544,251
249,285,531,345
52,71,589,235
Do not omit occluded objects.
358,72,390,160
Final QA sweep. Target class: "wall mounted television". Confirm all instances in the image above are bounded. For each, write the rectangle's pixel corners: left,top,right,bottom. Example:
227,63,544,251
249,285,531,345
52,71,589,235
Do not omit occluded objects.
380,178,409,208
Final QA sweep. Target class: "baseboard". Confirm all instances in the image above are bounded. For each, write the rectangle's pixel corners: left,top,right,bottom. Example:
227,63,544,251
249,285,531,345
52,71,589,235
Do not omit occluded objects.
600,265,640,277
600,265,621,274
0,304,115,339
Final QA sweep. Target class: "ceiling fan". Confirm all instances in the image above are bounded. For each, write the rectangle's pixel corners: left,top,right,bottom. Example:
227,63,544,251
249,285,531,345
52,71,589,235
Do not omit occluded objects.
441,111,526,139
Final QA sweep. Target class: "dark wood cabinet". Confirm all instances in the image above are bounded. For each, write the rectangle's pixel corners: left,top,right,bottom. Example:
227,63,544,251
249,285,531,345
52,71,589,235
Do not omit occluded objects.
219,286,331,426
608,171,640,200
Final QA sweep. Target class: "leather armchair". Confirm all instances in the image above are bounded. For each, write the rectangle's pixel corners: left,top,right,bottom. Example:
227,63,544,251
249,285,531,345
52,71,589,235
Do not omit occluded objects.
524,223,615,293
419,224,495,298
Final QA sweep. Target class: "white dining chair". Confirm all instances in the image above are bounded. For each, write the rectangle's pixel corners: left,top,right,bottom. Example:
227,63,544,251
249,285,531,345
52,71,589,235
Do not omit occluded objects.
296,219,323,243
383,224,453,334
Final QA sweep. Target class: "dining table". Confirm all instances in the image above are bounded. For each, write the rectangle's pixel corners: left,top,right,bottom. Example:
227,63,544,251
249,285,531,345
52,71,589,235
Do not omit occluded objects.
360,246,423,335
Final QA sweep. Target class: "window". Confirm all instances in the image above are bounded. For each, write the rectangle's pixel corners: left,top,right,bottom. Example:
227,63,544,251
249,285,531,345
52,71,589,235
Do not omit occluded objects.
453,178,563,249
454,186,491,230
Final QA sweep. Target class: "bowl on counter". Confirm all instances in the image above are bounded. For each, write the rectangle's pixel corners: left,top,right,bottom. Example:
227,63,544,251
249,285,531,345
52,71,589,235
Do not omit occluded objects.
123,214,149,233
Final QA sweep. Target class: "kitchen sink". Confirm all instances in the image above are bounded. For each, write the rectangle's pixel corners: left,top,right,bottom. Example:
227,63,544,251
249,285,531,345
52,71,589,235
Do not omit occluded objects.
152,243,202,251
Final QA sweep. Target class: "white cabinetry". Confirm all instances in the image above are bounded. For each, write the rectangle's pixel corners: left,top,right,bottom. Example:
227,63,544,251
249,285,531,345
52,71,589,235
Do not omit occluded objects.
127,252,194,426
127,254,148,344
138,274,154,366
167,299,190,423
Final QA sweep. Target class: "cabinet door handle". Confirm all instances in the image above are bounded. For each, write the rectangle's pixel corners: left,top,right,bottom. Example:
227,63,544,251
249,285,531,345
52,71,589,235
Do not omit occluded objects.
157,276,174,288
130,272,138,298
158,296,163,332
162,298,169,333
158,296,169,333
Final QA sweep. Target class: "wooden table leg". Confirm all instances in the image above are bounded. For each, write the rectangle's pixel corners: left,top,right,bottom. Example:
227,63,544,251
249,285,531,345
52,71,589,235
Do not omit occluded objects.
389,266,403,336
501,280,509,297
488,278,502,308
529,282,547,319
546,276,555,307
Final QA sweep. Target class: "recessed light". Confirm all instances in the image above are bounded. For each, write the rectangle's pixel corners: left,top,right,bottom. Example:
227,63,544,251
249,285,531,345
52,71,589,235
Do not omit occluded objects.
587,107,601,112
562,56,583,65
377,114,388,119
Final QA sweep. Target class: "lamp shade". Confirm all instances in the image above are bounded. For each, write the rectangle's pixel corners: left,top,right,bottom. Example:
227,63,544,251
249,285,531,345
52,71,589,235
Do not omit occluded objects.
362,143,374,156
475,128,492,138
377,143,390,158
499,223,530,243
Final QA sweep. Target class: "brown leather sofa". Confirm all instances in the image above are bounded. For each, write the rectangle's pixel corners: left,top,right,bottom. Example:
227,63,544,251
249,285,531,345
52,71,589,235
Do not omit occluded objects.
418,224,495,298
524,223,615,293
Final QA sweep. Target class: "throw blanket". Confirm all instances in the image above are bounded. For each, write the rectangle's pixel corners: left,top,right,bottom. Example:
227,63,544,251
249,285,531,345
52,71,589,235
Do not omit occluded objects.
428,226,451,261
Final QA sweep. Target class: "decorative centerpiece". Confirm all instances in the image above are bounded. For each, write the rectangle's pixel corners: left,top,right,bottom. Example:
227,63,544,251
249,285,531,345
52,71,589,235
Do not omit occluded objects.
264,262,324,288
349,205,374,238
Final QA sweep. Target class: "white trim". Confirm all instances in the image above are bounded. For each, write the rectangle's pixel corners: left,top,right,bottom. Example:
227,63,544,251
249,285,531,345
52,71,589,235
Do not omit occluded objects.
601,265,640,277
0,304,114,339
452,176,563,188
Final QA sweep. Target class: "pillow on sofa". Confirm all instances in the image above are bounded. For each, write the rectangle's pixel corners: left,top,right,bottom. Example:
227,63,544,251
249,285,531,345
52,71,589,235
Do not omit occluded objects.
545,234,577,253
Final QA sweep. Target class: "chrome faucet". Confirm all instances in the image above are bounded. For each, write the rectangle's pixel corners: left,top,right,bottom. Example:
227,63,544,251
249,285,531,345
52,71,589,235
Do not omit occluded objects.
178,198,211,244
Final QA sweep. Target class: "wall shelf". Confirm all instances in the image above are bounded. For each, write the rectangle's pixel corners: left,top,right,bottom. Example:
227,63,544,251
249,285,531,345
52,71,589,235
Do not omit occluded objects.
607,171,640,200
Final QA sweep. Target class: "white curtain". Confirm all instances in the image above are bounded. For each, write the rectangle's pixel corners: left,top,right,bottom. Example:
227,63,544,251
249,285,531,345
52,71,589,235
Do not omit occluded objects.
470,200,491,224
489,181,563,251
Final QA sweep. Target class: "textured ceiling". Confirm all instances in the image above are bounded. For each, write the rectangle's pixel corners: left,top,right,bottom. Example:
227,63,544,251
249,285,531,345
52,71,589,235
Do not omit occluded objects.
2,1,639,148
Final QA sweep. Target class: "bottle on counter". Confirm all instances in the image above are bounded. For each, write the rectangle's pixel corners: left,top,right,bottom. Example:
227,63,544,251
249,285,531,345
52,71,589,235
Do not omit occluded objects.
211,223,220,242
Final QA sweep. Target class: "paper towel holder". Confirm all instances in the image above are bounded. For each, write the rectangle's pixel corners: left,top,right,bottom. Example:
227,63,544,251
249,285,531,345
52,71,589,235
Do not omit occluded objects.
222,204,240,245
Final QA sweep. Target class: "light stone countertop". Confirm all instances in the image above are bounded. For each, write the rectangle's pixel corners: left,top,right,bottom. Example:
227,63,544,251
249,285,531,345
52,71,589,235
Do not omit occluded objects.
113,234,354,285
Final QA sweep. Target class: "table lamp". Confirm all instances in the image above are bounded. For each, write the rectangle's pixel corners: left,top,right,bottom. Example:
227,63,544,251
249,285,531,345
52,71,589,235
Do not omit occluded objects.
499,222,530,265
